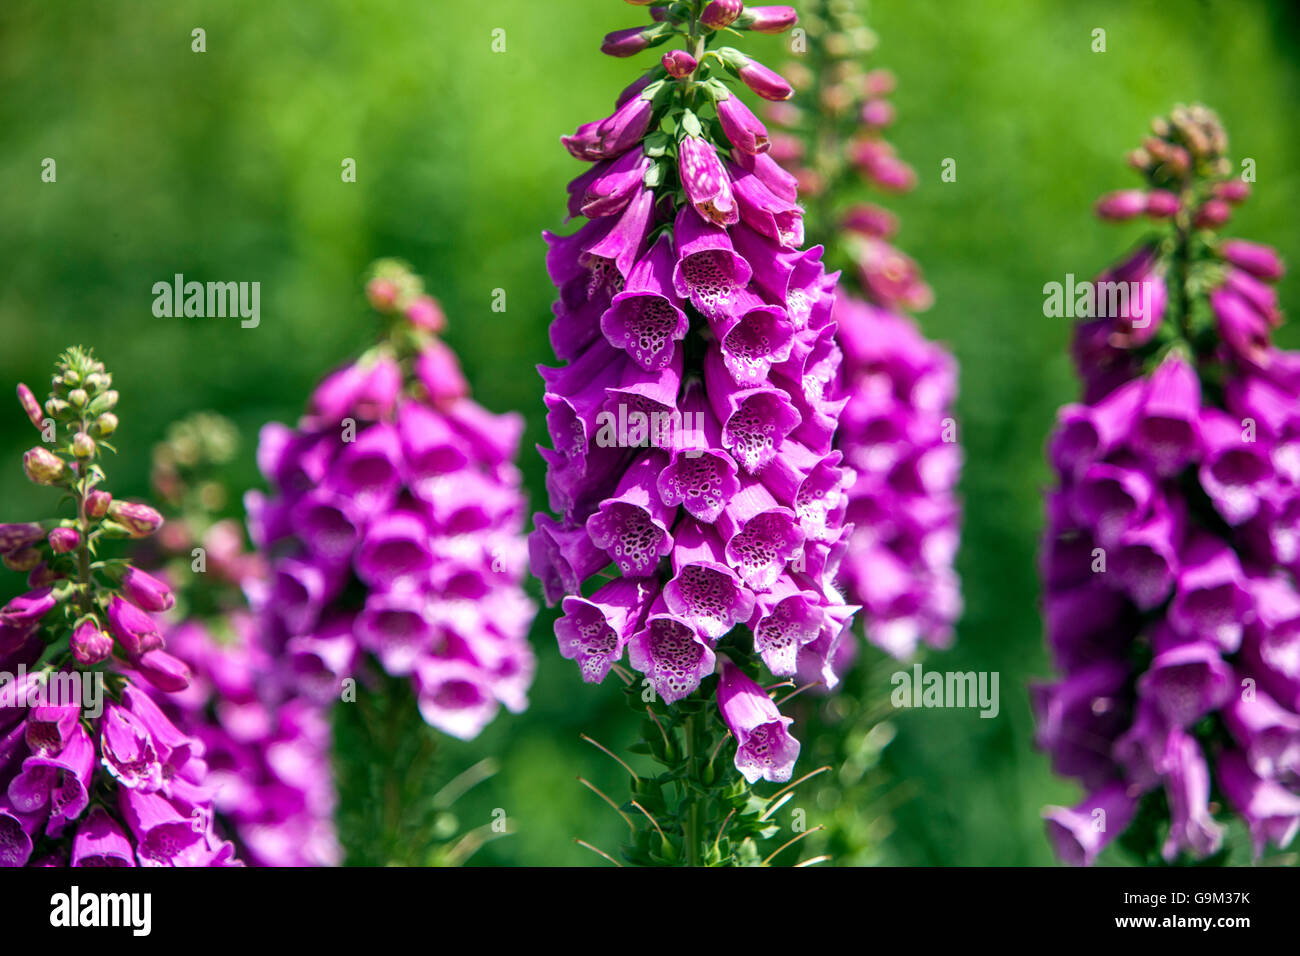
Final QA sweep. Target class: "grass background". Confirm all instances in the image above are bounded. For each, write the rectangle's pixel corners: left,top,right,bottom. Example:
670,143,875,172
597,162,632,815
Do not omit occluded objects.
1,0,1297,865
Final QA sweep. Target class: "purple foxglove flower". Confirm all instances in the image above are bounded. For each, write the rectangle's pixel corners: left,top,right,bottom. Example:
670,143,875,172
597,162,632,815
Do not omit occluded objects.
1043,581,1135,671
1031,661,1131,786
661,50,697,78
727,160,804,249
1223,685,1300,779
705,348,802,474
0,799,36,867
290,489,361,564
1197,407,1271,525
563,94,655,162
269,559,328,636
760,440,850,543
529,512,610,605
24,702,80,754
678,136,739,227
415,340,470,404
324,422,403,514
133,649,192,693
1217,749,1300,856
750,576,824,675
663,519,756,640
1167,533,1252,651
1138,633,1234,727
742,6,799,34
716,478,805,592
1160,729,1224,861
601,234,690,371
732,53,794,101
1112,699,1172,791
0,522,44,555
71,806,135,867
413,658,500,741
7,722,94,836
556,576,655,683
355,513,435,591
716,92,770,155
708,289,796,387
357,589,435,676
106,595,164,656
1221,239,1284,282
627,600,716,704
118,787,203,865
569,147,653,219
601,25,656,58
1042,782,1138,866
716,662,800,783
670,205,753,319
1130,352,1201,476
734,150,800,204
0,587,56,627
121,566,175,613
1070,461,1155,547
1111,494,1184,610
107,499,164,537
1212,286,1272,366
585,451,675,576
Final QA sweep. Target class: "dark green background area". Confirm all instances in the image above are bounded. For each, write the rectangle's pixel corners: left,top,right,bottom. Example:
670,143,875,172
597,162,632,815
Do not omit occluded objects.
2,0,1297,865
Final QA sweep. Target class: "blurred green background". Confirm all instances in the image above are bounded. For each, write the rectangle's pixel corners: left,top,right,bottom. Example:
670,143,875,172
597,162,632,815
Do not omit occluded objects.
2,0,1297,865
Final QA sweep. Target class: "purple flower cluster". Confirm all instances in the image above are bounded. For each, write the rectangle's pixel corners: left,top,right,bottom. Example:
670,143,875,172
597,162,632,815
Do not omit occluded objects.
530,3,857,784
1036,105,1300,864
161,614,340,867
249,265,535,740
2,348,236,867
765,15,961,660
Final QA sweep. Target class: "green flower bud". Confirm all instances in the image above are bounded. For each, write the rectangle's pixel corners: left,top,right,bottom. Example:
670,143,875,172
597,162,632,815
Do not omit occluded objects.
23,446,66,485
94,412,118,436
72,432,96,458
68,388,88,408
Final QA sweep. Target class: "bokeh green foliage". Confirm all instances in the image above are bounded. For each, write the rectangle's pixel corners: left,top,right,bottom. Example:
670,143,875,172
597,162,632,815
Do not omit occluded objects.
1,0,1297,864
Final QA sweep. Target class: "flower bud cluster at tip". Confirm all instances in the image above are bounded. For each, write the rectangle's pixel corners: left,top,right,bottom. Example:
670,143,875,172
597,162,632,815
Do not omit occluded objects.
249,265,535,742
1037,106,1297,865
764,1,961,659
539,0,865,787
2,348,237,867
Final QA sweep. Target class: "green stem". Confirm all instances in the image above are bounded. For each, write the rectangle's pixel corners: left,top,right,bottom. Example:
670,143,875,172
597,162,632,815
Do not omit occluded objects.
684,715,701,866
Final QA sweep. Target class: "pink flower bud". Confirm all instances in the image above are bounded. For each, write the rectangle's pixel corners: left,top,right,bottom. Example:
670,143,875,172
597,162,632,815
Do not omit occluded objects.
743,5,798,33
365,277,400,312
1145,190,1180,219
701,0,743,30
1195,198,1231,228
23,447,66,485
416,340,469,404
85,490,112,519
863,68,896,97
121,566,175,613
405,295,446,333
716,93,770,155
842,203,899,239
0,587,57,626
1221,239,1283,282
601,26,653,58
108,500,165,538
71,619,113,666
0,523,45,554
662,50,697,78
1095,190,1147,221
48,528,80,554
736,55,794,101
1214,180,1250,204
2,548,41,573
768,134,803,164
106,595,164,655
16,384,44,430
860,99,895,128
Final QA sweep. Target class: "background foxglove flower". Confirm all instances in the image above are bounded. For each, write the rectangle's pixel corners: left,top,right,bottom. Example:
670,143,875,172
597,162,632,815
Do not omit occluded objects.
0,348,237,867
1036,104,1300,864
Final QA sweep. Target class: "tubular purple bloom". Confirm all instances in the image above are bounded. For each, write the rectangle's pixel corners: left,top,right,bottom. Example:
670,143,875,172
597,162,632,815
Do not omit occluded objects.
601,234,690,371
716,662,800,783
71,806,135,867
556,577,655,683
1042,782,1138,866
671,205,753,320
1130,352,1201,476
716,92,770,156
678,136,739,227
121,567,175,613
627,600,716,704
585,451,675,577
663,519,756,640
0,588,57,627
563,94,655,162
1217,750,1300,856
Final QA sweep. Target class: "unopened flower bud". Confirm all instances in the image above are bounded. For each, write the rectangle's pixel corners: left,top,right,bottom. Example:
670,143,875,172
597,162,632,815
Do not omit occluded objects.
1214,180,1250,204
1145,190,1180,219
48,528,80,554
45,398,68,417
72,432,96,458
23,447,66,485
741,5,798,34
365,277,400,312
662,49,697,78
601,25,655,58
16,384,44,430
1195,198,1231,228
405,295,446,333
1,548,41,573
1095,189,1147,221
85,490,112,519
108,500,165,537
701,0,743,30
863,68,896,98
121,566,175,613
736,54,793,101
94,412,118,436
68,388,88,408
27,563,63,588
860,98,895,128
71,618,113,666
